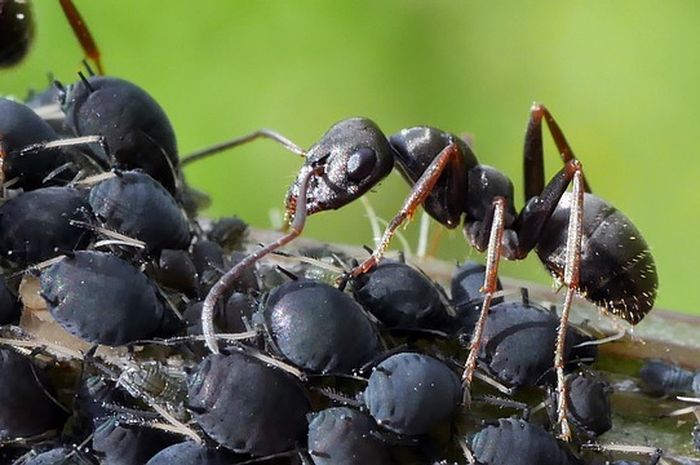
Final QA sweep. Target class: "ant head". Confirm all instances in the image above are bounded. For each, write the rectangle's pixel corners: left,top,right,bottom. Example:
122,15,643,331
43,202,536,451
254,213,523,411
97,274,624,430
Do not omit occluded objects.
285,117,394,216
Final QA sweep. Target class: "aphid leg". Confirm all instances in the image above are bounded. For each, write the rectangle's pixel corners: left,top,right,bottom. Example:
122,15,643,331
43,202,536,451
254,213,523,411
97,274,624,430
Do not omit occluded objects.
581,443,663,465
58,0,104,74
181,129,306,166
461,197,506,398
18,135,106,156
524,102,591,200
351,142,460,277
201,166,320,354
554,165,585,441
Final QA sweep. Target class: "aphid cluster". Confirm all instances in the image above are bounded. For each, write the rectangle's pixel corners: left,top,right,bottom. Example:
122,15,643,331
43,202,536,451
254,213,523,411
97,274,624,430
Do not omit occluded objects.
0,1,690,464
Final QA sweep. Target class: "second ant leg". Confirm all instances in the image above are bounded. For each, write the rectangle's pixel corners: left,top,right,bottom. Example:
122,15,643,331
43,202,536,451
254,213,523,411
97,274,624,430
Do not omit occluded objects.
350,142,460,277
201,166,321,354
553,165,585,441
461,198,506,394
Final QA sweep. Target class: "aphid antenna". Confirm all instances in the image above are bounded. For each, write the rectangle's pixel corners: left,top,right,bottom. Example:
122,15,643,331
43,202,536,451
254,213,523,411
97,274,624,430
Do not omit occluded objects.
572,327,627,348
234,450,300,465
81,58,96,77
139,129,182,193
154,285,184,320
666,405,699,417
274,265,298,281
310,386,363,407
28,361,71,414
581,443,663,464
18,135,105,155
472,394,531,419
69,220,147,249
268,250,346,274
677,396,700,404
297,448,315,465
71,170,117,187
360,195,383,251
128,331,259,347
472,368,515,396
234,345,306,381
149,402,203,444
41,161,76,185
1,430,59,449
8,254,68,281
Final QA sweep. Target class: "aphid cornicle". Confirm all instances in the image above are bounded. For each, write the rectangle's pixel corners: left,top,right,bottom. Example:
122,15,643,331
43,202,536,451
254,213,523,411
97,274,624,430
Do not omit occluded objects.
194,105,658,441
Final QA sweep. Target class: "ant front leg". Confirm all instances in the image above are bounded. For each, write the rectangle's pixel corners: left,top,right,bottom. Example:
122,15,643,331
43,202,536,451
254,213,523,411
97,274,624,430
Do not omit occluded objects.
201,165,321,354
350,142,461,277
181,129,305,166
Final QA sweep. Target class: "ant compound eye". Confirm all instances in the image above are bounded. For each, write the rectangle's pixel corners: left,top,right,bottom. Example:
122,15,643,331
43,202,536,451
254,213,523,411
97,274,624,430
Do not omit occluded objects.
347,147,377,183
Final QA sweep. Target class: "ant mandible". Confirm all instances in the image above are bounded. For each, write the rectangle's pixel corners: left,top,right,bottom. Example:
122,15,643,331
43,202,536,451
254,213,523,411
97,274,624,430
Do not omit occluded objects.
186,104,658,441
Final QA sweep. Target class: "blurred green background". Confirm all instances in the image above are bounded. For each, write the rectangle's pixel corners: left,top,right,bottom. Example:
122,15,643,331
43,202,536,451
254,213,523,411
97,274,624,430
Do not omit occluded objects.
2,1,697,315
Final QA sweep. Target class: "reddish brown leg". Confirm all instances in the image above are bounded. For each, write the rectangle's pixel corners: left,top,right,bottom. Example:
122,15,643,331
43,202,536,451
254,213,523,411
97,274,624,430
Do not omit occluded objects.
181,129,306,166
351,142,460,277
201,166,320,354
554,164,585,441
524,103,592,200
461,197,506,393
58,0,104,75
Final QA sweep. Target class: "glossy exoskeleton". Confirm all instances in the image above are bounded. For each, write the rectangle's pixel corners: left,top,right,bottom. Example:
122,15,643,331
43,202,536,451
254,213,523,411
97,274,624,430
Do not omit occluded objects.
352,259,453,332
145,441,234,465
307,407,391,465
0,0,34,68
88,170,191,253
60,76,180,193
451,286,596,389
470,418,582,465
0,0,104,72
195,105,657,441
39,250,171,346
0,347,66,441
546,372,612,440
187,350,310,456
258,279,380,374
0,186,92,266
0,97,77,190
363,352,461,436
639,359,700,396
92,415,177,465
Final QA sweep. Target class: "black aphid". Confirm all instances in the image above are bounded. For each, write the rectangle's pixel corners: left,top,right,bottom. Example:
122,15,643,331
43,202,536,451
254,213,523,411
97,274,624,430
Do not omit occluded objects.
92,416,177,465
470,418,582,465
0,347,65,441
40,251,169,346
22,446,98,465
0,0,34,68
61,76,179,192
547,372,612,439
639,359,700,396
466,299,596,389
0,186,92,266
259,279,380,374
352,260,452,331
307,407,391,465
0,97,77,189
187,351,310,456
145,441,234,465
363,352,461,436
88,170,191,252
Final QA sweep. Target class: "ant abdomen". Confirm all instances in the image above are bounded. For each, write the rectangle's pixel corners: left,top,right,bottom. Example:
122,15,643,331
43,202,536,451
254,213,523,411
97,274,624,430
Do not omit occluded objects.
536,192,658,324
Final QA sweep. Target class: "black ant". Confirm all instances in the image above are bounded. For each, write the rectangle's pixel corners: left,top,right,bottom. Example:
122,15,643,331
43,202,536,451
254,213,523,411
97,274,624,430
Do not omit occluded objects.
186,104,659,440
0,0,103,73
